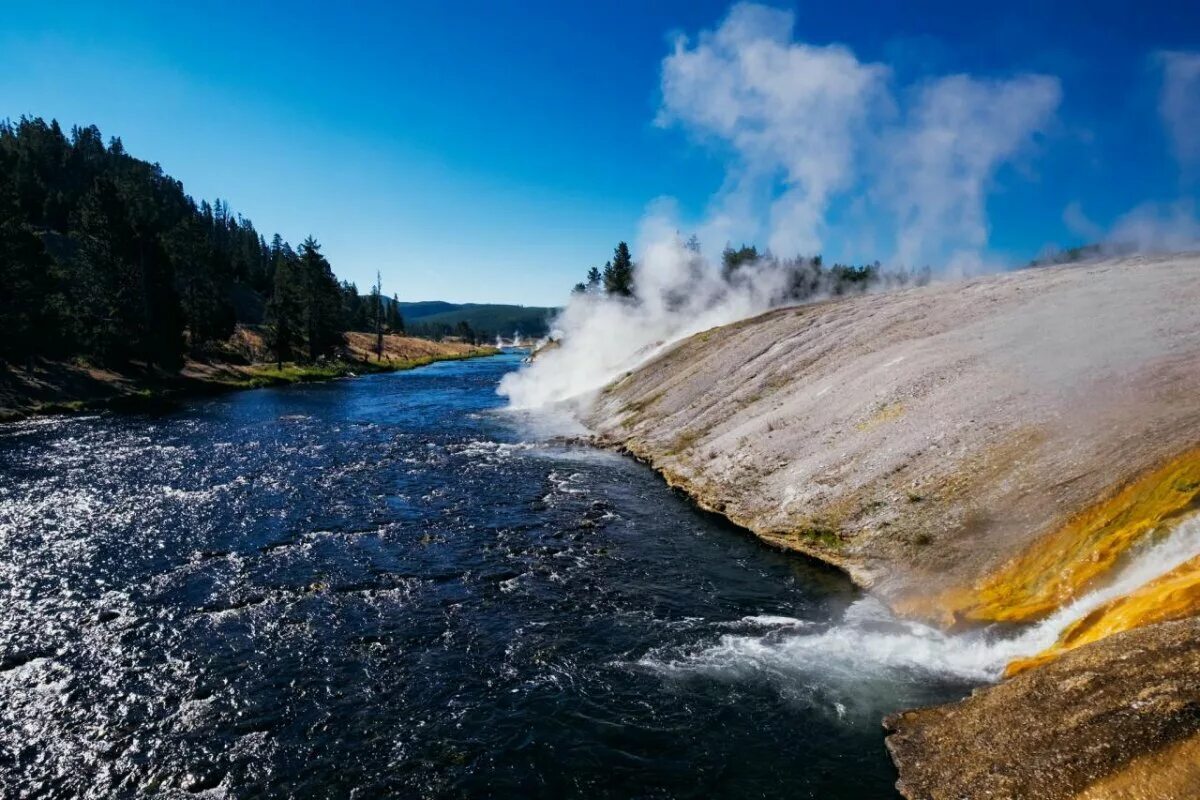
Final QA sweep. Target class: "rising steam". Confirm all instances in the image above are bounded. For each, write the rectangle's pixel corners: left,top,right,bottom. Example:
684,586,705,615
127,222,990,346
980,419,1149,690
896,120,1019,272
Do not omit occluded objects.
502,6,1198,411
499,3,1062,409
499,211,803,408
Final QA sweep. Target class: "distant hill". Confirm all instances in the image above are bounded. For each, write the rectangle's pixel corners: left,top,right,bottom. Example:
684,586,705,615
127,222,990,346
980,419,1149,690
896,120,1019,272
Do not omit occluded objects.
391,301,466,320
391,300,558,339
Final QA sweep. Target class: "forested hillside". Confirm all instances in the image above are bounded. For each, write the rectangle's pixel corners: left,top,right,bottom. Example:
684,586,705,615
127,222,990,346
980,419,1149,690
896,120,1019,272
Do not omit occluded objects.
0,117,399,368
399,302,555,340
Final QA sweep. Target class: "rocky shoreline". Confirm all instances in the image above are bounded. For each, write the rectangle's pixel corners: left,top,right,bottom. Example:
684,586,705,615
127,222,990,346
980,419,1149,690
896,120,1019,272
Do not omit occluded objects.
581,254,1200,797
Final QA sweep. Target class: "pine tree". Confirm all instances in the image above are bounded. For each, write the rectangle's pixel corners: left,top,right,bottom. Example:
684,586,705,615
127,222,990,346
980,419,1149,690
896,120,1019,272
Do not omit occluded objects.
455,320,475,344
371,271,385,358
388,293,404,333
297,237,342,361
0,207,55,364
167,215,222,350
340,281,367,332
264,249,302,367
68,176,139,362
721,244,758,280
603,242,634,296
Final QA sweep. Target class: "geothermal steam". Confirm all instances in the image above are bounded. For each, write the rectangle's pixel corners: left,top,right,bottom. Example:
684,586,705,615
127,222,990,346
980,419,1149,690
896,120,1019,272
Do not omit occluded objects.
501,6,1198,411
499,213,803,408
500,4,1066,409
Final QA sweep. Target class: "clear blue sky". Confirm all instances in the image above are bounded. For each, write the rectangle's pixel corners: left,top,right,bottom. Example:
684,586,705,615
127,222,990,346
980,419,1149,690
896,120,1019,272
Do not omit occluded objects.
2,1,1197,305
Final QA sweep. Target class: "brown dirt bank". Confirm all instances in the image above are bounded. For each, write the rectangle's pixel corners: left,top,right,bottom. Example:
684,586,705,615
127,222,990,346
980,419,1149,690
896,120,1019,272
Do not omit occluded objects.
0,328,496,421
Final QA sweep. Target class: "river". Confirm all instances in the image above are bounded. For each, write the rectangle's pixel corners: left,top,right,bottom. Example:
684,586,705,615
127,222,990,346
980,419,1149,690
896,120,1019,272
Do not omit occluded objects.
0,353,972,798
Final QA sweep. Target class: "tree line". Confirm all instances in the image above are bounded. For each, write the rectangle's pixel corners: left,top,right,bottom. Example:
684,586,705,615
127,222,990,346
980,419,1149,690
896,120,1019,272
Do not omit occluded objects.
405,319,483,344
0,116,403,368
571,238,930,302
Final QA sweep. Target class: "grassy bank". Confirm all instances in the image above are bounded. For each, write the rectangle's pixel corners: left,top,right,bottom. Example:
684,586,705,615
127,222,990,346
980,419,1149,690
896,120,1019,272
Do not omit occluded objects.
227,350,496,389
0,335,498,422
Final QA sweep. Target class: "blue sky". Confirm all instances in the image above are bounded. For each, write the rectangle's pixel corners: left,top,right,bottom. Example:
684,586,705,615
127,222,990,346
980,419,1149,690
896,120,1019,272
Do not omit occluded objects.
2,1,1198,305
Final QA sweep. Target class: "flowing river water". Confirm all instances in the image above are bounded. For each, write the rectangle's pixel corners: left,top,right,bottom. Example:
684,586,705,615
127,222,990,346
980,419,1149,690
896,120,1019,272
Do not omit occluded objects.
0,353,977,799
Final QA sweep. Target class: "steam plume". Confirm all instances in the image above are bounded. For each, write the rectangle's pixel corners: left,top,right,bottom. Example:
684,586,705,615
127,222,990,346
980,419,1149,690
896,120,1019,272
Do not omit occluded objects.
1059,50,1200,255
499,3,1062,409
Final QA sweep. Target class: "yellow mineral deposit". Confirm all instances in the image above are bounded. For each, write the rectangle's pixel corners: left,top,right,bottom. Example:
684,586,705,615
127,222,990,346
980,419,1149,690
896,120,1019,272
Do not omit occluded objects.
935,447,1200,626
1006,551,1200,676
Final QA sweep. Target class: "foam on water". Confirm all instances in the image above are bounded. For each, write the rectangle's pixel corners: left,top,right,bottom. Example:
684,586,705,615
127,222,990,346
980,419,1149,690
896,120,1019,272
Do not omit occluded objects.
642,513,1200,691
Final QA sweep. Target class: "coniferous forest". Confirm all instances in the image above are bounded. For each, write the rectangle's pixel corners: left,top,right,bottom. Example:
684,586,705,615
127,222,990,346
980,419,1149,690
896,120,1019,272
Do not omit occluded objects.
0,116,393,368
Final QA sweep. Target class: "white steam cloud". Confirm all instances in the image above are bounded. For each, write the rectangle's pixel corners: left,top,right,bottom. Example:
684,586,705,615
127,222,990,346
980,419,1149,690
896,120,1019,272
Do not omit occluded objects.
657,3,889,257
656,3,1060,270
500,207,800,409
1157,50,1200,172
883,74,1060,273
1109,199,1200,252
1061,50,1200,254
499,3,1062,409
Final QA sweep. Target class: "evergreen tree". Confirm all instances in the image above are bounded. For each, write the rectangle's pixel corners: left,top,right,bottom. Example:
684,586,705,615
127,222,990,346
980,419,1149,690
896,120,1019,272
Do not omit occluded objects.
603,242,634,296
68,176,141,362
264,248,303,367
167,215,226,350
371,271,384,359
454,320,476,344
0,203,56,363
721,244,758,280
388,293,404,333
297,237,342,361
340,281,369,331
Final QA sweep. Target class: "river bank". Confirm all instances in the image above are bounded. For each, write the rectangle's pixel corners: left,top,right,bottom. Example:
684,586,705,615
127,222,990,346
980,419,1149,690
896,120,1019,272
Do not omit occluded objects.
0,328,497,422
579,253,1200,797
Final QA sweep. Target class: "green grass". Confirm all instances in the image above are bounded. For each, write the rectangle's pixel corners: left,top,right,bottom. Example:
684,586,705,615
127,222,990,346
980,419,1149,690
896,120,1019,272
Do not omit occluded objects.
238,350,495,388
33,399,90,414
28,388,161,418
794,523,844,550
240,363,351,386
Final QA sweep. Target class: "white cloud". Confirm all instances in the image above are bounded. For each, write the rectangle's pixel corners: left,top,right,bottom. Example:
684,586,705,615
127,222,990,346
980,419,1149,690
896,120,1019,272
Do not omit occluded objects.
1157,50,1200,171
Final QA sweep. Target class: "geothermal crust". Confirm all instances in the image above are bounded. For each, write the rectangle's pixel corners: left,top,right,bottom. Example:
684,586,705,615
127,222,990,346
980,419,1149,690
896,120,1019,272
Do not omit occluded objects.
884,617,1200,800
581,254,1200,797
585,254,1200,605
